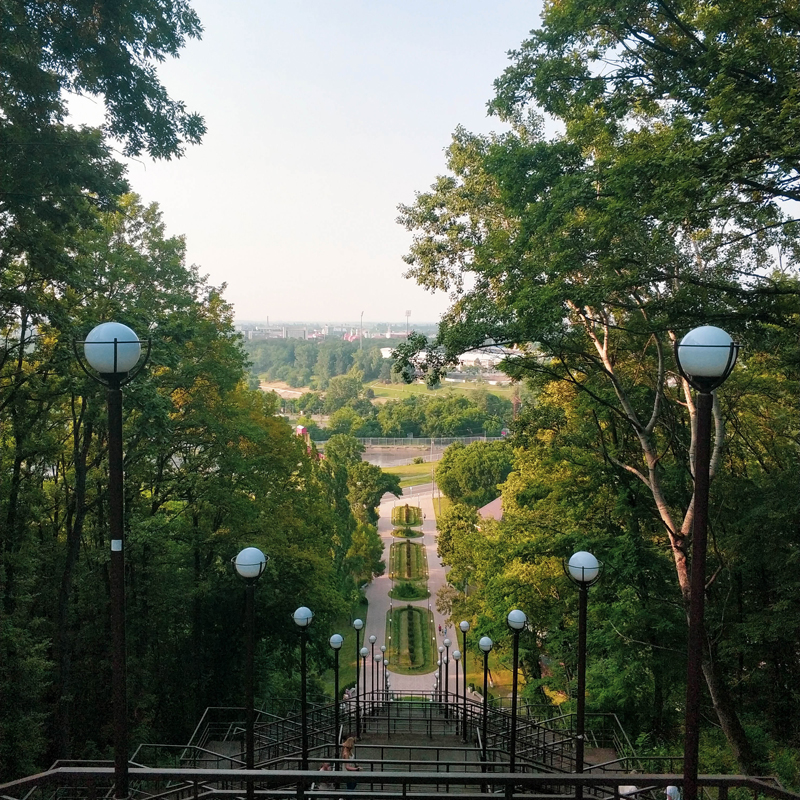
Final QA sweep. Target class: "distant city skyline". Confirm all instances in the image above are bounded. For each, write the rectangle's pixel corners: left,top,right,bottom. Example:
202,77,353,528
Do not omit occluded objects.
68,1,545,323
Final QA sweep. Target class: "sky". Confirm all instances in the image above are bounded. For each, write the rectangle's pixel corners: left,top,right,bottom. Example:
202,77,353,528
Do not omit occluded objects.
71,1,545,325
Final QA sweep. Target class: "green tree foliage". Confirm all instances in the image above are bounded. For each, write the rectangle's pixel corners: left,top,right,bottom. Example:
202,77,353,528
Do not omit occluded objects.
322,434,366,468
435,440,514,507
346,461,402,526
397,0,800,772
0,196,366,779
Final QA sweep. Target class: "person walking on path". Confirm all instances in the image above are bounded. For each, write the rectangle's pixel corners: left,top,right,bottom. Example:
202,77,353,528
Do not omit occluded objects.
341,736,361,790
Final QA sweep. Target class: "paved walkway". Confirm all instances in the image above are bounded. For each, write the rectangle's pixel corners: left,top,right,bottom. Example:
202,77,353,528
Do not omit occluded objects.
362,486,462,696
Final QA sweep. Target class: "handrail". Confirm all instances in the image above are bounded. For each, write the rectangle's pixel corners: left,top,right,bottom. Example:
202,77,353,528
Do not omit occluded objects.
2,766,798,800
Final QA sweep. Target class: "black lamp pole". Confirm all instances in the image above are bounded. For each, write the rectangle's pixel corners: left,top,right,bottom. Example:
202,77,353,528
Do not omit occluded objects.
460,621,470,743
479,637,493,778
353,619,363,737
566,552,601,800
675,326,738,800
75,323,149,800
329,634,343,770
506,609,527,794
233,548,268,800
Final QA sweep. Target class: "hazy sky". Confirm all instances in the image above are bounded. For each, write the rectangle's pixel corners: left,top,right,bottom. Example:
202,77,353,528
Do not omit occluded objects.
72,1,544,324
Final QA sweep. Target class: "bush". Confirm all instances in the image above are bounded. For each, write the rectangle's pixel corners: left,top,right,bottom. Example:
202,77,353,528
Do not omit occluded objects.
412,456,424,464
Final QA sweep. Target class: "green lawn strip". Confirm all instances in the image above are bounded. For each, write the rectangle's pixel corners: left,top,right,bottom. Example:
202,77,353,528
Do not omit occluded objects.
390,504,424,526
383,462,436,489
386,605,437,675
389,541,428,581
432,495,451,518
389,580,429,601
320,600,368,698
391,528,423,539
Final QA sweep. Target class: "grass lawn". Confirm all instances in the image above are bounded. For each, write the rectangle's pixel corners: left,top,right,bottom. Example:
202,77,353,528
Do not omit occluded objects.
389,580,429,601
391,504,423,526
320,599,368,699
462,648,516,703
432,495,452,518
390,541,428,581
386,605,438,675
383,461,436,488
367,380,514,401
391,528,423,538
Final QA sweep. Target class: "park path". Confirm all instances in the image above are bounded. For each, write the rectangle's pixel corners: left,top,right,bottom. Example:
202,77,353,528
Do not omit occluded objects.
362,485,461,695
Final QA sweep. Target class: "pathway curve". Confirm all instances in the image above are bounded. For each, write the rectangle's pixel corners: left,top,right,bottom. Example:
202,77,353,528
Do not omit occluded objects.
362,485,461,696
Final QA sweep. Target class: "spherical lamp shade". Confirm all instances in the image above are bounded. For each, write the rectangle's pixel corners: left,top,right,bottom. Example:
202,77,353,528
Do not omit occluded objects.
507,609,527,631
438,646,444,654
329,633,343,650
374,654,382,663
293,606,314,627
460,620,470,633
479,636,493,653
352,619,364,631
360,647,368,658
444,638,451,648
568,551,600,584
380,645,387,653
369,635,377,644
677,326,735,377
84,322,142,374
234,547,267,580
452,650,461,661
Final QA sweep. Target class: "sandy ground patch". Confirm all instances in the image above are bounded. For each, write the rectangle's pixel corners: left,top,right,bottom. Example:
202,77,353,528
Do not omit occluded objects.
259,381,309,398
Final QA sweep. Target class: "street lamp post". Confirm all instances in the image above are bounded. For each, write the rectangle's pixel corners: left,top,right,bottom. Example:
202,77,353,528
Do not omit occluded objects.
293,606,314,799
369,635,377,708
76,322,148,800
373,653,382,712
360,647,368,731
452,650,461,736
506,609,527,797
675,325,738,800
444,638,451,713
437,651,443,704
329,634,343,769
352,619,364,736
567,551,601,800
234,547,268,800
380,645,387,703
479,636,493,777
460,621,470,743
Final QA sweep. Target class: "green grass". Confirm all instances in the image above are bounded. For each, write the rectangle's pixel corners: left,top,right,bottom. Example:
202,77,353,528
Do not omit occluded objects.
432,495,452,518
390,541,428,581
389,580,429,601
368,380,514,400
391,504,423,526
391,528,423,539
383,461,436,488
320,600,368,698
386,605,437,675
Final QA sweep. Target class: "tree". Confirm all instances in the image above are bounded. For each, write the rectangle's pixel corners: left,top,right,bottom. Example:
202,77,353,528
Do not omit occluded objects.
396,2,800,772
323,434,365,468
346,461,401,525
324,372,364,413
435,440,514,507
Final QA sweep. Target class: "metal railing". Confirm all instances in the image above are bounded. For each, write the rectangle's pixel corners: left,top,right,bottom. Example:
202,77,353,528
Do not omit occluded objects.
2,765,796,800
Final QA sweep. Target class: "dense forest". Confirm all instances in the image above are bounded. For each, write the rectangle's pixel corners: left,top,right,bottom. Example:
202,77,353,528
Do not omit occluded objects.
399,0,800,782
